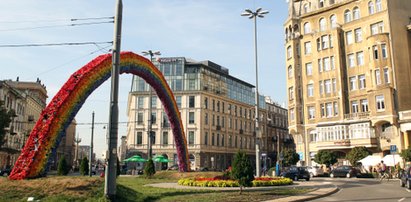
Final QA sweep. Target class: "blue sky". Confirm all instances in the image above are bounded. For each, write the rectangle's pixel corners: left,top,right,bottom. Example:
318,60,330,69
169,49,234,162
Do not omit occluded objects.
0,0,288,158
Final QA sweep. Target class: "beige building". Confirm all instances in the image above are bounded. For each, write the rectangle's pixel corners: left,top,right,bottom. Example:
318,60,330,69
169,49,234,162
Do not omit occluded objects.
285,0,411,165
126,57,287,171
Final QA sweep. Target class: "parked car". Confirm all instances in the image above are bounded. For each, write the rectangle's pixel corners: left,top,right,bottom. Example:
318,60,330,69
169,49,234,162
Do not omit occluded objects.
307,166,324,177
400,165,411,189
280,166,310,181
0,166,12,177
330,165,359,178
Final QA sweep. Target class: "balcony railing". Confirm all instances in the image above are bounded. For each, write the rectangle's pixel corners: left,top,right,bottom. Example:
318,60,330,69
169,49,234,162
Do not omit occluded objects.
344,112,370,120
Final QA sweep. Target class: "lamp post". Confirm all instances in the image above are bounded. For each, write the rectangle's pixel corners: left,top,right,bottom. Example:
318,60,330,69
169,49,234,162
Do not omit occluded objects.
241,7,269,177
89,111,94,177
141,50,161,159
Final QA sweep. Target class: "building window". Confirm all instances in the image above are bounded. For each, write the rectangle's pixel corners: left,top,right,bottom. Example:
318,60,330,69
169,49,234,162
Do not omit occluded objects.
211,133,215,146
204,97,208,109
188,131,194,145
290,108,295,120
137,112,144,124
217,133,220,146
319,18,326,31
382,44,387,58
348,53,355,68
151,96,157,108
228,135,232,147
321,35,329,49
330,56,335,69
373,45,379,59
151,112,156,124
324,57,330,71
319,81,324,95
330,15,337,28
306,63,313,75
344,10,352,23
289,87,294,100
356,51,364,66
358,74,366,89
318,59,323,72
326,103,333,117
135,131,142,145
212,114,215,126
287,46,292,59
349,76,357,91
176,96,182,109
304,3,310,13
351,101,359,113
346,31,353,45
376,0,382,12
334,102,339,116
205,113,208,125
361,99,369,112
307,84,314,97
189,112,195,124
332,78,337,92
288,65,293,78
204,132,208,145
319,0,324,8
375,69,381,85
376,95,385,111
384,68,390,83
325,79,331,94
368,1,375,15
162,131,168,145
304,22,311,34
189,96,195,108
354,28,362,42
320,104,325,117
221,134,225,147
353,7,360,20
137,97,144,109
308,106,315,119
304,42,312,55
371,21,384,35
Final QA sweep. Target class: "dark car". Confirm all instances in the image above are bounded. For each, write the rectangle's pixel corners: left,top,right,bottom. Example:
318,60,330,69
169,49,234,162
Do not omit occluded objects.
0,166,12,177
280,166,310,181
330,165,359,178
400,165,411,189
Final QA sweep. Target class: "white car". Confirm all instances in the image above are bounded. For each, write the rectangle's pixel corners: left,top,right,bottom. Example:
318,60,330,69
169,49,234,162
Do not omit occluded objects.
307,166,324,177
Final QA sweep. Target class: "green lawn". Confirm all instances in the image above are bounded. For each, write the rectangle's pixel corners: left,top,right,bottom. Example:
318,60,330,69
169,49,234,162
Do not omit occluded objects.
0,172,313,202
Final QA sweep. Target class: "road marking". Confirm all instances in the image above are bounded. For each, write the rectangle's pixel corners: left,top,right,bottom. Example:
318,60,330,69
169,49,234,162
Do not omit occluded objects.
398,197,405,202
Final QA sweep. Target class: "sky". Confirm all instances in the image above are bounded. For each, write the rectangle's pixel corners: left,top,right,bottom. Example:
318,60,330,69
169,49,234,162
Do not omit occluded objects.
0,0,289,159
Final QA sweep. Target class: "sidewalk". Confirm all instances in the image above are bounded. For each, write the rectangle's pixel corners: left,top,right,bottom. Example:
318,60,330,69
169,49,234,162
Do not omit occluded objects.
146,181,339,201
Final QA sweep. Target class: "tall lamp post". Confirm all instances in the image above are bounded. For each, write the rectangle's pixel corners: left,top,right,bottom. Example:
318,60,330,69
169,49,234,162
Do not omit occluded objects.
142,50,161,159
241,7,269,177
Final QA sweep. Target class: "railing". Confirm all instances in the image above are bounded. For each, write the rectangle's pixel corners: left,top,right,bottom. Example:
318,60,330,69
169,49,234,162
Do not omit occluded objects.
344,112,370,120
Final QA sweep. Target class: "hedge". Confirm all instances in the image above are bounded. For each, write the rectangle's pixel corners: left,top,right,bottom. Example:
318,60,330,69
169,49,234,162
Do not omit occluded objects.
177,177,293,187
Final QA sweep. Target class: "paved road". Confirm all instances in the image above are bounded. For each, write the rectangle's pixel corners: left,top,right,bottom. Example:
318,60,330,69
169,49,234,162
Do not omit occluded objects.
309,177,411,202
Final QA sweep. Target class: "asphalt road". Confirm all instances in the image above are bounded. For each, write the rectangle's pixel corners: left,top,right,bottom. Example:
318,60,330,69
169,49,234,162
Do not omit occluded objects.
310,177,411,202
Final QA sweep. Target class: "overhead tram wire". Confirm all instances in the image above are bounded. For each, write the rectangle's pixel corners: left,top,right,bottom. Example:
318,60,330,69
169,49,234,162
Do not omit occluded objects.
0,41,113,48
0,20,114,32
0,16,114,24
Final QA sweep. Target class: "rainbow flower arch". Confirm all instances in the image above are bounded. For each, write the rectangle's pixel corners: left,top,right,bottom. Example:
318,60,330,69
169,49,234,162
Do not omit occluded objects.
9,52,190,180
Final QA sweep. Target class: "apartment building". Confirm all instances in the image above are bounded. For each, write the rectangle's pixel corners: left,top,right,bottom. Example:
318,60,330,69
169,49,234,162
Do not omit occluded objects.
285,0,411,165
125,57,287,170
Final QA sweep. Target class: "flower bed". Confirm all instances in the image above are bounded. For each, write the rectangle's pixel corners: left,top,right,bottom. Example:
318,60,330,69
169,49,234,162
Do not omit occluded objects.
178,176,293,187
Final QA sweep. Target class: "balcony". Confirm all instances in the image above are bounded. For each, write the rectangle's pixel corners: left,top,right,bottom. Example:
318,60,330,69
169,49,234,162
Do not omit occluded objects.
315,138,378,149
344,112,370,121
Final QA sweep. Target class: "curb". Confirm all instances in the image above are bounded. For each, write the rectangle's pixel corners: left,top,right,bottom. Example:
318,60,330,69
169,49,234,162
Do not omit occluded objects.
269,186,339,202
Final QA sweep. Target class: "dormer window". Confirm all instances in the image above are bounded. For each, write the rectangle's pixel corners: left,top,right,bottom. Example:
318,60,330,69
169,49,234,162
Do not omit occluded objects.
319,0,325,8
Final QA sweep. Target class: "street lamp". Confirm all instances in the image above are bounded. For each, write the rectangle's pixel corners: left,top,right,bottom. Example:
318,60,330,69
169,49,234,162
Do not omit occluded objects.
241,7,269,177
142,50,161,160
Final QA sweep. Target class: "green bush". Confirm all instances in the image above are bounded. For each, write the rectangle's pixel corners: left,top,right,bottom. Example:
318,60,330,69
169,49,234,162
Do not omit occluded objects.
80,157,89,176
231,151,254,193
177,177,292,187
57,156,70,176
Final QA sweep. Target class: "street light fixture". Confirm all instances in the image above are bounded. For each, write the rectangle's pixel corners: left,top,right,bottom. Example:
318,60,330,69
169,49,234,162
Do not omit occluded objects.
241,7,269,177
142,50,161,160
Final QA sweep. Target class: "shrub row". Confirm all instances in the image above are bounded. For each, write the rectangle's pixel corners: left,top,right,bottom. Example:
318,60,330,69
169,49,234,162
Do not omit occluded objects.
178,177,293,187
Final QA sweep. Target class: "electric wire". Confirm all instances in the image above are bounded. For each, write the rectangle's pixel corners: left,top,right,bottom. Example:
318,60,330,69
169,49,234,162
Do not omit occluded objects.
0,16,114,24
0,20,114,32
0,41,112,48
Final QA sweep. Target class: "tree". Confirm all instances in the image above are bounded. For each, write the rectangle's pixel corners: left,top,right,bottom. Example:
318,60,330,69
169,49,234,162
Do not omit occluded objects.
0,101,14,148
314,150,338,167
144,158,155,178
400,148,411,162
231,151,254,194
57,156,70,176
281,148,300,167
346,147,370,166
80,157,89,176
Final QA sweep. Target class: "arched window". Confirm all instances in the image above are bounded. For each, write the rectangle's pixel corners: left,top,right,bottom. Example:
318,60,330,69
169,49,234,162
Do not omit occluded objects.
319,0,325,8
287,46,292,59
376,0,382,12
319,18,326,31
285,29,288,40
353,7,360,20
288,65,293,78
368,1,375,15
344,10,352,23
330,14,337,28
304,22,311,34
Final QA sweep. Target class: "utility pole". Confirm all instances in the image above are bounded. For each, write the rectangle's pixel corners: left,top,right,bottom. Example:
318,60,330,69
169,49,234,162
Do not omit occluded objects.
142,50,161,159
89,111,95,177
105,0,122,199
74,133,82,169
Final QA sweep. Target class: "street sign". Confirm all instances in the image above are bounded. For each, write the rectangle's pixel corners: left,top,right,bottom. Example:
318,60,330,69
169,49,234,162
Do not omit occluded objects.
390,145,397,154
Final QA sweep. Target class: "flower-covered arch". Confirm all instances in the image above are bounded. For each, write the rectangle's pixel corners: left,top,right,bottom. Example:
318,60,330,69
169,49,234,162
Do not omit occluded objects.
9,52,190,180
